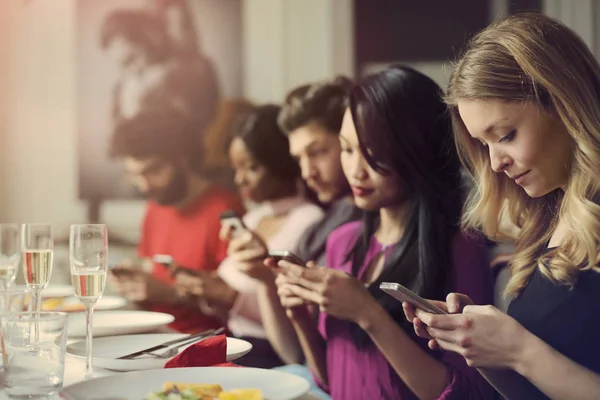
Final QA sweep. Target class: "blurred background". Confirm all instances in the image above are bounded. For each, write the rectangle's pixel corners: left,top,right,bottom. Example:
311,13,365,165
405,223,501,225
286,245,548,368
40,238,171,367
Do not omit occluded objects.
0,0,598,284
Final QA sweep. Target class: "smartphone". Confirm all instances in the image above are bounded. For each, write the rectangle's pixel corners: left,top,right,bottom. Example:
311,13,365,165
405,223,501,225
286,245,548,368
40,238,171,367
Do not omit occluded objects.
219,210,246,238
379,282,448,314
172,268,203,278
109,266,138,278
152,254,174,267
268,250,306,266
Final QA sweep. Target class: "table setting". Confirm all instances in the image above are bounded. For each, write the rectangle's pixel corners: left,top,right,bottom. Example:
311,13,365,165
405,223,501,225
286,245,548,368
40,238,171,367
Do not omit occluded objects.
0,223,316,400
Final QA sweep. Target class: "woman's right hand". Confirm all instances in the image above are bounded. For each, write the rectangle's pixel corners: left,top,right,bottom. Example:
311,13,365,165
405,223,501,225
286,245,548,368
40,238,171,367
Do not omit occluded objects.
402,292,474,346
224,228,275,283
109,265,173,304
274,273,312,321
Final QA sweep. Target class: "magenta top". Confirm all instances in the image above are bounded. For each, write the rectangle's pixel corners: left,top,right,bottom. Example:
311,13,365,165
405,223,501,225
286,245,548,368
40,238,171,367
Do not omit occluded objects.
315,221,495,400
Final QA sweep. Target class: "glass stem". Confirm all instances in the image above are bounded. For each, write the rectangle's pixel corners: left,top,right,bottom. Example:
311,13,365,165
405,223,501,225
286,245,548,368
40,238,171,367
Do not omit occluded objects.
0,280,7,314
85,304,94,379
32,289,41,343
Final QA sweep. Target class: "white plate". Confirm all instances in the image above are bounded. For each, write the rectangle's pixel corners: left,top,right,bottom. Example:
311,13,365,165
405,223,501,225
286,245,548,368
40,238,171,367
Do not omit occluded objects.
63,295,126,311
61,367,310,400
44,296,127,312
24,284,75,298
43,284,75,298
66,334,253,371
67,310,174,337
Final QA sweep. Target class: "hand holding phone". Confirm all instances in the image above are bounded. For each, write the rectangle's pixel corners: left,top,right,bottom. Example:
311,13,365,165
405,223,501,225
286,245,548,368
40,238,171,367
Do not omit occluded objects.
110,266,140,278
110,259,145,278
380,282,448,314
219,210,246,239
267,250,306,266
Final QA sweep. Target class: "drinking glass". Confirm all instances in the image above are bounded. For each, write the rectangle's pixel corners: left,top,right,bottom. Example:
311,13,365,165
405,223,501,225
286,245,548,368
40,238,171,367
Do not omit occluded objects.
0,224,20,290
69,224,108,379
0,288,31,314
1,311,68,398
21,224,53,316
0,287,31,370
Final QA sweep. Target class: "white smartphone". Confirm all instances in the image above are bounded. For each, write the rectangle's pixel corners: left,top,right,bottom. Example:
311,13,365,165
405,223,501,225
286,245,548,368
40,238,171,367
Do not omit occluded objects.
152,254,174,266
380,282,448,314
219,210,246,238
268,250,306,266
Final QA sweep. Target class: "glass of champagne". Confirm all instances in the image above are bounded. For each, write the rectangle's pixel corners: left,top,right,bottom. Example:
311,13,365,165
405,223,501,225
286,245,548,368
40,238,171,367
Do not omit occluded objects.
21,224,53,315
0,224,20,290
69,224,108,379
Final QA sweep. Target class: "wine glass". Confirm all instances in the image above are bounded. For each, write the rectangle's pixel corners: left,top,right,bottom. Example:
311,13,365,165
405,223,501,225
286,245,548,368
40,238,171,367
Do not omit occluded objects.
0,224,20,290
21,224,53,315
69,224,108,379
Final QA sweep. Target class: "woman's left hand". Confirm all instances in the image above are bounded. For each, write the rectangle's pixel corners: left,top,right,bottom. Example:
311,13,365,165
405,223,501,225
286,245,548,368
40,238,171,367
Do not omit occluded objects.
277,260,376,324
227,230,275,283
415,304,528,369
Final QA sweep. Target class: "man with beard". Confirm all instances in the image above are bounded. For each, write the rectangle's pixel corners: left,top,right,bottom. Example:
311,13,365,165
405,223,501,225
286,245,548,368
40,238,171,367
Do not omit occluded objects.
109,106,244,333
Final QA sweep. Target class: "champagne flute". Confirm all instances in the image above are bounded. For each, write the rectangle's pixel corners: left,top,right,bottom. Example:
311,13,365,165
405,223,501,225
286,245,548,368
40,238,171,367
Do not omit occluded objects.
0,224,20,291
69,224,108,379
21,224,53,315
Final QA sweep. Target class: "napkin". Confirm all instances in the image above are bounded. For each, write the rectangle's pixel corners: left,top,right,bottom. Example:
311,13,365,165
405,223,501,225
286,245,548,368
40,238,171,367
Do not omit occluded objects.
164,334,239,368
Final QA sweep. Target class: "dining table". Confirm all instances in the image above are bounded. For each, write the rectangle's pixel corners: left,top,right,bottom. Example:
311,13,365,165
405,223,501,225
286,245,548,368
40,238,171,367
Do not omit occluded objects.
2,266,321,400
0,331,320,400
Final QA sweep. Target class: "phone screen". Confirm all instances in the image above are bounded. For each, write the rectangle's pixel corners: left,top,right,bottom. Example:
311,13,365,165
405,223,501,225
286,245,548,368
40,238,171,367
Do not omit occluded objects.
110,266,138,278
268,250,305,266
379,282,448,314
219,210,246,237
152,254,173,266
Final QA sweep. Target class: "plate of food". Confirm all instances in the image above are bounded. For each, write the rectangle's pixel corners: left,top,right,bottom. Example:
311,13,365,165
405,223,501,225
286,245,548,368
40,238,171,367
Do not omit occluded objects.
66,334,253,371
60,367,311,400
42,295,126,312
67,310,175,337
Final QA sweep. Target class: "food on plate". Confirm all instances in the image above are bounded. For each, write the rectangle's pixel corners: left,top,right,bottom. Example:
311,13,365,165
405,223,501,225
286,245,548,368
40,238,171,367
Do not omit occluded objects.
41,297,86,312
41,298,63,310
218,389,263,400
146,383,263,400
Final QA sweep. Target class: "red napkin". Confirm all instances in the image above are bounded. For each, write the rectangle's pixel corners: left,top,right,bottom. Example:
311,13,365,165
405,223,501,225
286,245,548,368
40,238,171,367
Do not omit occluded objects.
164,334,239,368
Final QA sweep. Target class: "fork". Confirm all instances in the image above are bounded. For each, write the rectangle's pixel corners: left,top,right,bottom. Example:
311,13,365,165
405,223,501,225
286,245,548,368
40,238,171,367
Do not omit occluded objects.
138,327,225,359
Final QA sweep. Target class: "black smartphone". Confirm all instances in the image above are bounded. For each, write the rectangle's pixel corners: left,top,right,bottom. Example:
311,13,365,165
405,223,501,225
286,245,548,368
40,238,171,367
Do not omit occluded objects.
219,210,246,238
268,250,306,266
109,266,139,278
172,268,203,278
380,282,448,314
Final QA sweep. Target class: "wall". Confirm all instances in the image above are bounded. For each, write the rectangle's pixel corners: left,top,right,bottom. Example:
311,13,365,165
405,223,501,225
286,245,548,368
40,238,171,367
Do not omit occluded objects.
3,0,595,241
0,0,353,243
242,0,353,103
0,0,9,221
2,0,89,241
544,0,599,54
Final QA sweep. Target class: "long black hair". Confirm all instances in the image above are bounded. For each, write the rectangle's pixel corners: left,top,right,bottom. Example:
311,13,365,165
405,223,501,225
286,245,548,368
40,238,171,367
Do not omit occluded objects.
346,65,463,346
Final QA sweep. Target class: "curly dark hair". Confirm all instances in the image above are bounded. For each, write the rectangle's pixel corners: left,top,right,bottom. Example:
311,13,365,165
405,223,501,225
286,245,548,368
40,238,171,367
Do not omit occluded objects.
110,106,199,162
277,76,352,135
232,104,300,181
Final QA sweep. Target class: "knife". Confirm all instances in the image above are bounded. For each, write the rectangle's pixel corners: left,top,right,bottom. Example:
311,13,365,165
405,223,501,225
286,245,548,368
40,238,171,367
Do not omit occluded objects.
117,327,224,360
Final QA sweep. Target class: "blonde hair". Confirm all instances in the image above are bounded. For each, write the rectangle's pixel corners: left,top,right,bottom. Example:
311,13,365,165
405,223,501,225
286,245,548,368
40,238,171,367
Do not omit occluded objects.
446,13,600,296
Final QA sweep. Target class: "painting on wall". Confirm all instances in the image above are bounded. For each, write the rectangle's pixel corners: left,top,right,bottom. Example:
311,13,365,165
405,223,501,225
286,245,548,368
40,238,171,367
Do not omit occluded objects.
77,0,245,201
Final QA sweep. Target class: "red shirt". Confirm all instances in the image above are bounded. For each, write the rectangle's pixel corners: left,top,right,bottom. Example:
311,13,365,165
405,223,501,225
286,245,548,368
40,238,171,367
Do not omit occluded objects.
138,185,245,333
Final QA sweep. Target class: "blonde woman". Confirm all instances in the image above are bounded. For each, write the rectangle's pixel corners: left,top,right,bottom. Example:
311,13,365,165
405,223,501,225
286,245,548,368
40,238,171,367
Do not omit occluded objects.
404,14,600,400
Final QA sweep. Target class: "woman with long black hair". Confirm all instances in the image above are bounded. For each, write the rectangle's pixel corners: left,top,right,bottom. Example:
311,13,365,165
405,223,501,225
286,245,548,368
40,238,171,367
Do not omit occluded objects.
272,66,494,399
